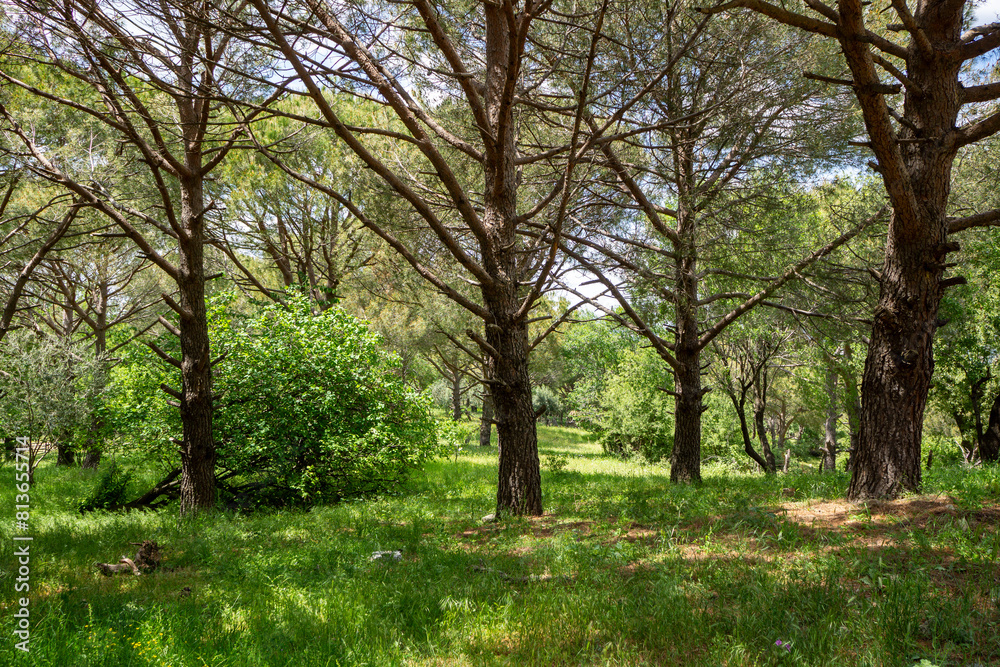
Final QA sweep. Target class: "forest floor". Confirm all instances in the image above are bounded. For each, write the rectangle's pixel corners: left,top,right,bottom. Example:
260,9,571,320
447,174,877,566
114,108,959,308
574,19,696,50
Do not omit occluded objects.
1,426,998,666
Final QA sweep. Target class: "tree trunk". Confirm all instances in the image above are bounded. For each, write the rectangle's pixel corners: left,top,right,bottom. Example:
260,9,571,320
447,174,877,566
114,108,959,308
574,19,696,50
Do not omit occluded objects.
451,371,462,421
672,348,703,483
479,391,494,447
477,3,542,517
729,389,771,473
846,9,963,501
952,410,977,464
821,365,838,472
980,391,1000,463
82,281,109,470
56,442,74,466
837,343,861,472
753,392,776,473
176,174,216,514
849,231,942,497
970,375,988,461
669,182,703,484
485,317,541,516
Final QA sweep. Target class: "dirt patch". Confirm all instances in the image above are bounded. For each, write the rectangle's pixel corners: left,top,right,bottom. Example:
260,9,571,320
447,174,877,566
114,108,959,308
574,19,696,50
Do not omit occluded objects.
456,516,598,542
780,495,1000,533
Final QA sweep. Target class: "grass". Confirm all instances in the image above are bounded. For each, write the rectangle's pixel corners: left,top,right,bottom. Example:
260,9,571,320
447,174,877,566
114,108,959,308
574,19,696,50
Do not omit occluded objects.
1,425,998,666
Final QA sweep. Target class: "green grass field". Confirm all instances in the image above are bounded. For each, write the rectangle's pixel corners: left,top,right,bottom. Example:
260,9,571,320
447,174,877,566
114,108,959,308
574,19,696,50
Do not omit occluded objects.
1,426,998,666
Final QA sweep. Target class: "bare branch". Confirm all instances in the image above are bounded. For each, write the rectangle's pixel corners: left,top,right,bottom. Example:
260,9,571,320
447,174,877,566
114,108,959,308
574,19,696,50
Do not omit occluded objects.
948,208,1000,234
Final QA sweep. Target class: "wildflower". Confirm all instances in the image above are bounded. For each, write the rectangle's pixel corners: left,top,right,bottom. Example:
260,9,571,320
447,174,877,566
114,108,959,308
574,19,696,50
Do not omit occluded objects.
775,639,792,652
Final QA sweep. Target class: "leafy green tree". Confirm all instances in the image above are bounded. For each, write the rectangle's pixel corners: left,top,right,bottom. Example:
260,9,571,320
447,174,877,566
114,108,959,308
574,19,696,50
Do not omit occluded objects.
244,0,684,516
713,0,1000,500
1,0,273,512
0,330,106,480
567,7,869,484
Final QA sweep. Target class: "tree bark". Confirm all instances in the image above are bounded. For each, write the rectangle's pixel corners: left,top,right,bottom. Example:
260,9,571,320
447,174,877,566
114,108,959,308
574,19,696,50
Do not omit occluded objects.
822,366,838,473
479,391,494,447
672,348,703,483
481,3,541,516
176,172,216,514
485,318,541,516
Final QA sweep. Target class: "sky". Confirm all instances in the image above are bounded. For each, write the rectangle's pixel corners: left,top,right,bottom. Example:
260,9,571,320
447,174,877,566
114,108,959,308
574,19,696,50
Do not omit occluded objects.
976,0,1000,23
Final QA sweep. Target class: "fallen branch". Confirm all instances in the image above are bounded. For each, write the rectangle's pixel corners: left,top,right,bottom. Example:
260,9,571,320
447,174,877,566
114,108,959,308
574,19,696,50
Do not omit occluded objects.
95,540,161,577
96,557,140,576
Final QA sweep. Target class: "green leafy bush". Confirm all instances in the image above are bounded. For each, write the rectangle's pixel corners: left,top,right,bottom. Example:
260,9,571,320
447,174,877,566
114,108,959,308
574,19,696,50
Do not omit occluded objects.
598,347,674,461
79,461,132,512
211,294,440,504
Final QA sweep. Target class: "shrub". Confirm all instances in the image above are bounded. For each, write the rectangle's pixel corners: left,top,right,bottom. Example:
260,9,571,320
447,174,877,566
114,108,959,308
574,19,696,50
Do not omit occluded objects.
597,347,674,461
211,294,441,505
79,461,132,512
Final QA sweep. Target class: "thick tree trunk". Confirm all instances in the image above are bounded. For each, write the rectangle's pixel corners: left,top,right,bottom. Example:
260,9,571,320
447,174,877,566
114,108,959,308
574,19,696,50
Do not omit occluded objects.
485,317,541,516
848,217,943,498
980,391,1000,463
672,348,703,483
479,4,542,517
670,185,703,484
846,9,963,501
176,175,216,514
